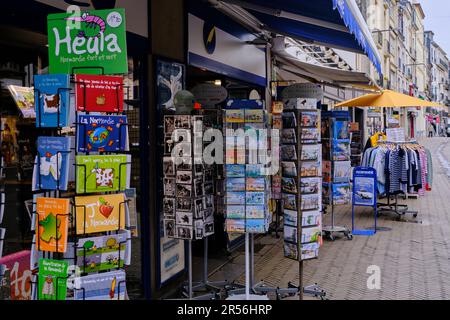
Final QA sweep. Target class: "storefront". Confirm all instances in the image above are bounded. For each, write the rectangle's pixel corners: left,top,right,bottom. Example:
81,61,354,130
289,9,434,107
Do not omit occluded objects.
0,0,150,300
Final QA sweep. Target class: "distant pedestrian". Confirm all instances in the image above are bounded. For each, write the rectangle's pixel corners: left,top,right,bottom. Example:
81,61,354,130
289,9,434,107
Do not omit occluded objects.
428,122,434,137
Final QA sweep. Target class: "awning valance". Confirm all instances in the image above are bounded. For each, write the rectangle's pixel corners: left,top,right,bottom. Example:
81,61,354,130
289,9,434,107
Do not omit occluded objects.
221,0,382,77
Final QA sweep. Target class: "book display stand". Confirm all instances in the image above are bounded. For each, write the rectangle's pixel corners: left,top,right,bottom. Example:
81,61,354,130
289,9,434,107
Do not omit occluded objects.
322,112,353,241
29,64,134,300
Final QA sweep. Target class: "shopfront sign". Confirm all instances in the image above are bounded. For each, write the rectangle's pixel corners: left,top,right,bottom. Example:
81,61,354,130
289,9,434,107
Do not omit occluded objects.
188,5,267,87
47,8,128,74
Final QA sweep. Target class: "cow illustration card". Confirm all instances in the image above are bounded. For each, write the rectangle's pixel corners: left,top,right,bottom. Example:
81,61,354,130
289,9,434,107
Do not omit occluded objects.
75,194,126,234
35,198,70,253
33,137,71,191
77,115,128,152
34,74,71,128
75,74,124,112
75,155,131,193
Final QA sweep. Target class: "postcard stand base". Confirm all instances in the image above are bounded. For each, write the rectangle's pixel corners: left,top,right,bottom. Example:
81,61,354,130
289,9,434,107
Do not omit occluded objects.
377,194,418,221
181,237,228,300
322,207,353,241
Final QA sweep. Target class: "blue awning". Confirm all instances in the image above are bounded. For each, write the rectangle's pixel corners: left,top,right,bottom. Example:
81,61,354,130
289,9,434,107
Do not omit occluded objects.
222,0,382,77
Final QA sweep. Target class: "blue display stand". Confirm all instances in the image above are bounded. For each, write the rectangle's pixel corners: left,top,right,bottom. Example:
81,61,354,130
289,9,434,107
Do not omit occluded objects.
352,167,377,236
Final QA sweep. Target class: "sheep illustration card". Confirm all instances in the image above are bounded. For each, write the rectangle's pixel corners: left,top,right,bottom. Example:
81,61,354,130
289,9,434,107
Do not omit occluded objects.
34,74,70,128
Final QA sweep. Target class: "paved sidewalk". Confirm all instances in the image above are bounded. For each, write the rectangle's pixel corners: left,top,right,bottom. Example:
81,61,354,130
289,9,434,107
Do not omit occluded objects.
209,137,450,300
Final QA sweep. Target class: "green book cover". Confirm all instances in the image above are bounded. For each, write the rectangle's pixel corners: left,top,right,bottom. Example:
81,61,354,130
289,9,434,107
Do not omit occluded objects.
38,258,69,300
47,8,128,75
76,155,131,194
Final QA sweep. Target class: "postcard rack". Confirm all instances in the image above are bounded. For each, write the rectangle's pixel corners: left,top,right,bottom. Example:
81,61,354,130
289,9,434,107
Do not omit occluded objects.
162,113,218,300
280,99,324,300
321,112,353,241
29,65,133,301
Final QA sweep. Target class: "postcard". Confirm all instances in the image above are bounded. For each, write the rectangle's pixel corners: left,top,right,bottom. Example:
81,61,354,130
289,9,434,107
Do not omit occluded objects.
281,161,297,177
7,85,35,118
74,74,124,113
74,194,126,235
300,177,321,194
74,270,126,300
282,193,297,211
38,259,69,300
334,161,352,183
226,206,245,219
284,242,298,260
226,219,245,233
176,198,192,212
226,164,245,178
300,144,321,161
245,110,264,123
246,192,265,205
75,232,129,273
246,178,265,191
300,162,321,177
282,177,297,194
176,184,192,198
301,226,321,243
281,145,297,161
164,219,176,237
333,183,351,205
226,178,246,192
272,101,283,114
301,242,320,260
226,192,245,205
194,198,205,218
164,178,176,196
176,211,193,226
300,112,319,127
177,226,193,239
302,211,321,227
194,179,205,197
246,206,265,219
194,220,204,240
203,208,214,222
272,115,282,129
284,225,297,243
301,194,320,211
281,128,297,144
225,110,245,123
174,115,191,129
124,188,138,238
301,128,320,142
246,220,266,233
163,157,175,177
204,221,214,237
164,116,175,135
36,197,70,253
246,164,264,177
283,209,298,227
334,121,350,140
176,171,192,185
333,140,351,161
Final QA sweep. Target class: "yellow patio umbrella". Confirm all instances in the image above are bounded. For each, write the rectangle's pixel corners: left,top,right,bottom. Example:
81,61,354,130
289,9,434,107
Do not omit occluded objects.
335,90,444,108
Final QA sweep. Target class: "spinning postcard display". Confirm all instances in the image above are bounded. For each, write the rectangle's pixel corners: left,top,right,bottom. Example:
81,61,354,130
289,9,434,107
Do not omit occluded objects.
224,100,271,234
281,97,323,261
29,8,132,301
163,115,215,240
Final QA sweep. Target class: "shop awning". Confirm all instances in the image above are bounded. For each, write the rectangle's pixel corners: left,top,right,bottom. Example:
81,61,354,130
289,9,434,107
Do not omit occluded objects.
273,39,379,89
335,90,444,108
220,0,382,77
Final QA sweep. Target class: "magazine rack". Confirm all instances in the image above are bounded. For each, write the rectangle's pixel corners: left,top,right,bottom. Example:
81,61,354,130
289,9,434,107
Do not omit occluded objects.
30,64,133,300
322,113,353,241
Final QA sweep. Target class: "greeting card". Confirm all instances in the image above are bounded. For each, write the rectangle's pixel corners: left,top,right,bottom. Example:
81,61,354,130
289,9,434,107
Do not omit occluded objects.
75,74,124,112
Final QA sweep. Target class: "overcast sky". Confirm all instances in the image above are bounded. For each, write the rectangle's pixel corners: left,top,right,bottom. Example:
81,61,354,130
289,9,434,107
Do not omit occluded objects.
421,0,450,55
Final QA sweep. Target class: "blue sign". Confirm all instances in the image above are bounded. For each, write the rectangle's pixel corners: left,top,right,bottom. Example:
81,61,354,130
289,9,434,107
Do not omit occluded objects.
352,167,377,236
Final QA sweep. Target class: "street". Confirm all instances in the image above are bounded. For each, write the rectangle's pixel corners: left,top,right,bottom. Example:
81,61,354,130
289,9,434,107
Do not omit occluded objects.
210,138,450,300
